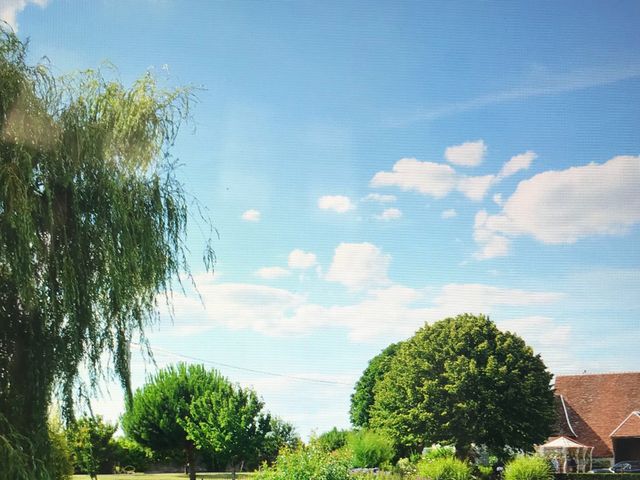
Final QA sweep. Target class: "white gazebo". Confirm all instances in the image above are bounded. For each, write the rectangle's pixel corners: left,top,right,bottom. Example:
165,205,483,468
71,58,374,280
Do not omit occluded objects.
537,436,594,473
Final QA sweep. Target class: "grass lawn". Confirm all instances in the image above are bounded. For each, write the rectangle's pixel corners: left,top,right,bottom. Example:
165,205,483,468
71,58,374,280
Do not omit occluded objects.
72,474,256,480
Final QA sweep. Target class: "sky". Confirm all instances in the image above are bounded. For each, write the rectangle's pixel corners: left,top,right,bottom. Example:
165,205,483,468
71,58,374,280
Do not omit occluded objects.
3,0,640,440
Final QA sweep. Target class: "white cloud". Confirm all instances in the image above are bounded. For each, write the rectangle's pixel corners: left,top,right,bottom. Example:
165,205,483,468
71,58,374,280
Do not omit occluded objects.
376,208,402,221
441,209,457,219
370,158,458,198
362,193,397,203
473,210,511,259
493,193,503,206
499,151,537,178
288,249,318,269
318,195,355,213
457,174,496,202
474,156,640,258
445,140,487,167
0,0,48,31
241,209,261,222
371,157,497,202
325,242,391,291
255,266,291,280
435,283,563,312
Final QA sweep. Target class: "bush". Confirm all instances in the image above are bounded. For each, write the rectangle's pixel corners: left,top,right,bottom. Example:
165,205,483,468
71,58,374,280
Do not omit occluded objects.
416,456,472,480
255,444,351,480
348,429,395,468
112,437,153,472
423,444,456,460
47,415,73,480
315,427,351,453
504,456,552,480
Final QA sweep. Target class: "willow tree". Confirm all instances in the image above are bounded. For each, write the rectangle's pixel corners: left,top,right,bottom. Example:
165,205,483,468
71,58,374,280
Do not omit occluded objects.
0,27,213,479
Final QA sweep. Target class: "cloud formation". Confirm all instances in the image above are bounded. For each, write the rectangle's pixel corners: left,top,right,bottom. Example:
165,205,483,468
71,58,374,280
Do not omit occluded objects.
371,158,496,202
474,155,640,258
288,249,318,269
318,195,355,213
499,151,537,178
325,242,391,291
159,276,563,343
241,209,261,222
255,266,291,280
362,193,397,203
445,140,487,167
375,208,402,221
0,0,48,31
441,209,457,219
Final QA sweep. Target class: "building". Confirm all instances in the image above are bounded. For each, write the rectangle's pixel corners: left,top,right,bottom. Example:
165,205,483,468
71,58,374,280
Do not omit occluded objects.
551,372,640,464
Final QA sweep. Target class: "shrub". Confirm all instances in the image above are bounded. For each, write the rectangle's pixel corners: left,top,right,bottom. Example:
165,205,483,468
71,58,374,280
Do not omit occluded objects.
112,437,153,472
255,444,351,480
423,444,456,460
315,427,350,453
504,456,552,480
348,429,395,468
416,456,472,480
47,415,73,480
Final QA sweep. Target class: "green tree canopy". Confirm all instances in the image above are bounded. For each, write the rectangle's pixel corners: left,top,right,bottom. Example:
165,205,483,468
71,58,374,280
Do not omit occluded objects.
67,416,117,479
182,382,271,473
350,342,402,428
0,27,212,479
369,314,555,458
122,363,229,480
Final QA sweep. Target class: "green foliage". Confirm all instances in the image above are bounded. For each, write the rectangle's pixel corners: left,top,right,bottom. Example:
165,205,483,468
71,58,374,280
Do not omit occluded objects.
255,444,351,480
350,342,402,428
111,437,153,473
504,456,553,480
122,364,230,479
348,429,395,468
370,314,555,456
395,457,417,477
416,456,472,480
423,444,456,460
46,414,73,480
181,382,270,471
0,26,213,479
257,416,301,466
67,415,117,478
315,427,351,453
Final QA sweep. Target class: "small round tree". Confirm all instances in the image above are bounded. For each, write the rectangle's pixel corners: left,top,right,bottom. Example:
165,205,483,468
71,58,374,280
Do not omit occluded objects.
122,364,229,480
370,314,555,458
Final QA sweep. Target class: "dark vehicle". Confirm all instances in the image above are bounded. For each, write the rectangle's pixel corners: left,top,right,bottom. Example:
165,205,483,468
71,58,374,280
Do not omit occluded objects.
590,461,640,473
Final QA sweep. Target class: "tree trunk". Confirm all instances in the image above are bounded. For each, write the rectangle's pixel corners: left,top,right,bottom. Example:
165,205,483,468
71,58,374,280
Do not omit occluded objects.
186,441,196,480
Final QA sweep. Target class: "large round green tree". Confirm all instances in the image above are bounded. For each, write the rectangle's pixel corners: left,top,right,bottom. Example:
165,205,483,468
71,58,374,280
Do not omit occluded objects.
350,342,402,428
0,27,212,479
369,314,555,458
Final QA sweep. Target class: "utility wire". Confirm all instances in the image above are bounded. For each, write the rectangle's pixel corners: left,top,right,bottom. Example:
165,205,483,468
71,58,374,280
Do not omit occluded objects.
130,342,354,387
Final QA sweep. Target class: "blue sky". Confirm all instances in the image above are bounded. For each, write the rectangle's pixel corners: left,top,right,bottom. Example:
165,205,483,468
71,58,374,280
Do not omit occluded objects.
4,0,640,439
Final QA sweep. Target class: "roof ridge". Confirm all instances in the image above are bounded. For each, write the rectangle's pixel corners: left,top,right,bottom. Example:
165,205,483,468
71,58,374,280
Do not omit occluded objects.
556,371,640,378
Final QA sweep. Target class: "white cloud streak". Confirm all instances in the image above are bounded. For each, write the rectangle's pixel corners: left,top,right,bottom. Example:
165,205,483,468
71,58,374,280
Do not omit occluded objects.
396,63,640,124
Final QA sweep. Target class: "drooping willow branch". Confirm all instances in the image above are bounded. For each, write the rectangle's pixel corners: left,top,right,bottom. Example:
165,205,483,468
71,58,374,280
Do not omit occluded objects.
0,25,214,479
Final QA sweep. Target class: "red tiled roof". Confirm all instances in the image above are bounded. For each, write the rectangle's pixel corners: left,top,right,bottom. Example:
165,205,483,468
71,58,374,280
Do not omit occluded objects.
611,412,640,438
553,372,640,457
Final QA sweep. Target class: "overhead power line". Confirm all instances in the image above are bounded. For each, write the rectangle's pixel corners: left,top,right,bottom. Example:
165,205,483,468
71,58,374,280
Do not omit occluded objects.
130,342,354,387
